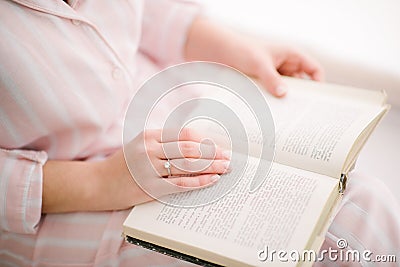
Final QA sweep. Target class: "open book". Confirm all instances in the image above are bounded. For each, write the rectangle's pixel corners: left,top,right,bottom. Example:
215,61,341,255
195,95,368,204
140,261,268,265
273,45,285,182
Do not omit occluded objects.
123,77,389,266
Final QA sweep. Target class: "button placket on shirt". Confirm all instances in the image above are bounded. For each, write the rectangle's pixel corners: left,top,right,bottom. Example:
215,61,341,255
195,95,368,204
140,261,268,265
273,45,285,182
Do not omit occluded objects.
112,67,123,80
71,19,81,26
69,16,131,91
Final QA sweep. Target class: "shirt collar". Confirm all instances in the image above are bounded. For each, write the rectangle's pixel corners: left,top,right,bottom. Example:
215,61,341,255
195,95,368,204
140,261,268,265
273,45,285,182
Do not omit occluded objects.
10,0,88,22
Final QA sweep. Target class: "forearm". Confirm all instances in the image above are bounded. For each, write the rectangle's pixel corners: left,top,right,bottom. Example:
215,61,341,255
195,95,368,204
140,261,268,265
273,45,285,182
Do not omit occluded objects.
184,18,257,70
42,152,151,213
43,128,230,214
42,160,103,213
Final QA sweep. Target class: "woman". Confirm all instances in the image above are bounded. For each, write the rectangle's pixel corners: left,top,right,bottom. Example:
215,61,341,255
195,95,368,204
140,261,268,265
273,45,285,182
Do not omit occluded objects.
1,1,399,266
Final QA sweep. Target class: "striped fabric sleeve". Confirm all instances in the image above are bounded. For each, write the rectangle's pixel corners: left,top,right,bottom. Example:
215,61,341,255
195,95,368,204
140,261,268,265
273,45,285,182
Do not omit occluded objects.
139,0,202,66
0,148,47,234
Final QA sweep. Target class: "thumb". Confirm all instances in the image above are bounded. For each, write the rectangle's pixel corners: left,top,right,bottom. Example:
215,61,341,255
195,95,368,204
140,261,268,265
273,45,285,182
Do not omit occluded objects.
257,63,288,97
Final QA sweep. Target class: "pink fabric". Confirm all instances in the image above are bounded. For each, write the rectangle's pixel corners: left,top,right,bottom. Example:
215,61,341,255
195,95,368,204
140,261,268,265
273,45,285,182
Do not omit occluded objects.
0,0,399,266
316,172,400,267
0,0,200,266
0,149,47,234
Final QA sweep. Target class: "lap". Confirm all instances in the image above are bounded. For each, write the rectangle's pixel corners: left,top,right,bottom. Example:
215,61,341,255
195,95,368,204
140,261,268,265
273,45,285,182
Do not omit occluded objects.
315,171,400,266
5,171,396,267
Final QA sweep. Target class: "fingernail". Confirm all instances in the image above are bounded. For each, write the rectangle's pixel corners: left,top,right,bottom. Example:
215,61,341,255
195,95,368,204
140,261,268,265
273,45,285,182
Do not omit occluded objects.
211,174,220,182
223,161,231,171
276,85,288,96
222,150,231,159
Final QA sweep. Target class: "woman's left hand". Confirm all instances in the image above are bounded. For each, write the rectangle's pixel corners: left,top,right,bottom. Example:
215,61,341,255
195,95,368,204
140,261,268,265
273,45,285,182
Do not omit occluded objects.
185,18,324,97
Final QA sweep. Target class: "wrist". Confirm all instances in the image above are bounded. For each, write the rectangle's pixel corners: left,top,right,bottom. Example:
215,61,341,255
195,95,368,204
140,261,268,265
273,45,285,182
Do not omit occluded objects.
184,18,232,62
184,18,261,74
84,160,110,210
86,156,124,211
90,151,140,211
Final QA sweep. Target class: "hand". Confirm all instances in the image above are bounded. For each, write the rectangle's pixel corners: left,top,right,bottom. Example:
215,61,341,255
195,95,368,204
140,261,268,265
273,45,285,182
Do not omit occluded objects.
238,41,324,97
96,128,230,210
185,19,324,97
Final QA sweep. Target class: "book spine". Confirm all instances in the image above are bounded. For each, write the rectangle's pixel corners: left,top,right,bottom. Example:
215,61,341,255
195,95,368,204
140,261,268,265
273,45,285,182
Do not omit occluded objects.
124,235,223,267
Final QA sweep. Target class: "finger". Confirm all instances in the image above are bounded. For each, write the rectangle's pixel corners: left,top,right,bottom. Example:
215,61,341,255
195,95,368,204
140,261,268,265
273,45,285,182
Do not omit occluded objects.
157,141,230,160
257,62,288,97
166,174,220,190
157,158,230,177
146,128,206,143
290,72,302,78
298,54,325,81
144,174,220,198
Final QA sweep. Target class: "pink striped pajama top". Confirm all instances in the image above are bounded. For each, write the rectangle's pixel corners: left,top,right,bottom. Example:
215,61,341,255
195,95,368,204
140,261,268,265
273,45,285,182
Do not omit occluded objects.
0,0,399,266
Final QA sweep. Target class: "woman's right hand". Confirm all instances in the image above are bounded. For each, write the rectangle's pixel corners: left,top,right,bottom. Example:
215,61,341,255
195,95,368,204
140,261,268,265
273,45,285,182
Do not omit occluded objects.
94,128,230,210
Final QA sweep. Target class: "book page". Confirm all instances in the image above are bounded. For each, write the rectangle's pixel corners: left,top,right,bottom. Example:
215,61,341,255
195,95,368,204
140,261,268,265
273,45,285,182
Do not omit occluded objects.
265,78,387,178
183,77,387,179
124,159,338,266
